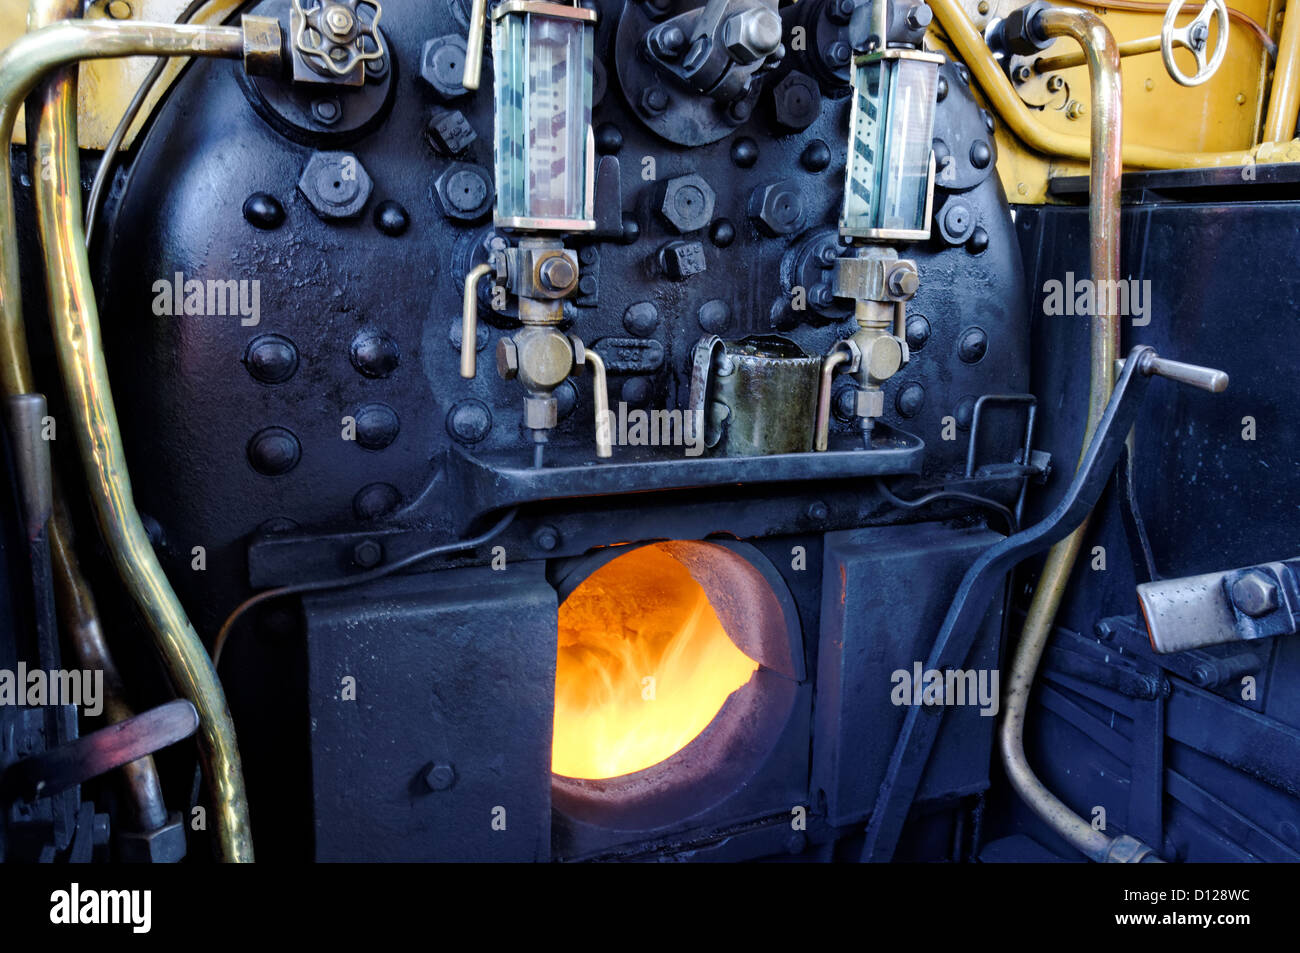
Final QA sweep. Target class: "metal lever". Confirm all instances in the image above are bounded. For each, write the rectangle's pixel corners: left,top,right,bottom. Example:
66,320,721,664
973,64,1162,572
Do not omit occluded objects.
461,263,493,379
463,0,488,91
2,700,199,804
860,345,1227,862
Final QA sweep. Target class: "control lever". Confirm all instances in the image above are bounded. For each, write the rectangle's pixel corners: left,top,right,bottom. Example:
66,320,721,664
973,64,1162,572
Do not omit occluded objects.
860,345,1228,862
2,700,199,804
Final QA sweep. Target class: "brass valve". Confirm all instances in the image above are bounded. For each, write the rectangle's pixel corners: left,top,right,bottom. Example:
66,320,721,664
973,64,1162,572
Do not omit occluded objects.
459,241,611,461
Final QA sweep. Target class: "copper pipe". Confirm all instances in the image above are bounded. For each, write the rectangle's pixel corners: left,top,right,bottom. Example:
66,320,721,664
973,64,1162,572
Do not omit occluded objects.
1264,1,1300,141
998,8,1159,863
27,0,169,841
0,18,253,862
929,0,1264,168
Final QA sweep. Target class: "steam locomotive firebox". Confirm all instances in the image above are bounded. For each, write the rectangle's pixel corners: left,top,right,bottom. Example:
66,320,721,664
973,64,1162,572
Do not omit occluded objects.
95,0,1028,861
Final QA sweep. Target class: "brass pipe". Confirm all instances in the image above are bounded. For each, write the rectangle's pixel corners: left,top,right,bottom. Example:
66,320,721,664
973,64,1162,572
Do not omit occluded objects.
814,349,850,452
929,0,1262,169
1264,2,1300,141
585,350,612,458
463,0,488,91
998,8,1159,863
26,0,168,836
0,18,253,862
461,262,492,378
1034,33,1162,73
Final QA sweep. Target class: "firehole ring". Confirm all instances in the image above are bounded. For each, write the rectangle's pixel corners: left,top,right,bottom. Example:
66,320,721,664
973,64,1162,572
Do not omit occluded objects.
550,539,802,833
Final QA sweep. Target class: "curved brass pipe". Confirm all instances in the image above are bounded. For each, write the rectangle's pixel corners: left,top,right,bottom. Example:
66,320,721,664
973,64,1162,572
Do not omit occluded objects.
26,0,169,836
0,18,253,861
996,8,1160,863
928,0,1259,169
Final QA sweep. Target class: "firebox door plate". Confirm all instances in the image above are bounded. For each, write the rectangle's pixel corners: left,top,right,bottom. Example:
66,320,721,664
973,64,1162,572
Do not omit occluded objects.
305,563,558,861
813,523,1005,828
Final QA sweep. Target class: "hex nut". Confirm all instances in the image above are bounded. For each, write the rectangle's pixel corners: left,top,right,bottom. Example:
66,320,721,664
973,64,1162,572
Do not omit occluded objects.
420,35,469,100
750,180,806,236
1231,571,1280,617
771,71,821,132
117,812,187,863
496,337,520,379
656,173,716,234
722,8,782,65
298,151,373,220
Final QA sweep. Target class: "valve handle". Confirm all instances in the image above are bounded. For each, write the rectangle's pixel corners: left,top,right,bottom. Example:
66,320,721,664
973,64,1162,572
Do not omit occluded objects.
461,263,493,379
572,337,613,459
1161,0,1228,87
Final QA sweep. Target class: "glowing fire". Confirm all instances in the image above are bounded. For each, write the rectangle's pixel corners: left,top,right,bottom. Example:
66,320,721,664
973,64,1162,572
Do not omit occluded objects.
552,544,760,780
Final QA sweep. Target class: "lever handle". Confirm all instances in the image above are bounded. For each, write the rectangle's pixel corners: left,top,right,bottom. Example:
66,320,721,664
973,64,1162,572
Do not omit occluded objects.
1138,352,1229,393
461,263,493,379
463,0,488,91
585,349,613,458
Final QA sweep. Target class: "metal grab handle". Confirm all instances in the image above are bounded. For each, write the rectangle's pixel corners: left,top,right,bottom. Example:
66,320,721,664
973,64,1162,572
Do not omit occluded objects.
1161,0,1229,86
461,263,493,379
463,0,488,91
586,349,613,458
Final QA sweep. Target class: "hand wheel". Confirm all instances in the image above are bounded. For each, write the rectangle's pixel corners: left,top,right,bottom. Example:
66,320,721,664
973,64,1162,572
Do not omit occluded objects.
1161,0,1229,87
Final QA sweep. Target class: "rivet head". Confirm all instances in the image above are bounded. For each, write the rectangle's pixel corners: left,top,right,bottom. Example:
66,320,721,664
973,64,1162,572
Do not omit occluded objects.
350,329,399,378
243,192,285,230
244,334,299,384
373,200,410,236
353,403,400,451
247,427,301,476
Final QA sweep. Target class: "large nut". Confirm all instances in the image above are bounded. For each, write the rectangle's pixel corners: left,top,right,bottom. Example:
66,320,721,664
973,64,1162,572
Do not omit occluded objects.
117,812,187,864
298,151,373,220
722,8,782,65
771,70,821,132
420,35,470,100
750,180,806,236
656,173,716,234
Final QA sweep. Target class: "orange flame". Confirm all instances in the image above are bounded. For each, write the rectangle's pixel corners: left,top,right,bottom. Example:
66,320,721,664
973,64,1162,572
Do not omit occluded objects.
552,544,760,779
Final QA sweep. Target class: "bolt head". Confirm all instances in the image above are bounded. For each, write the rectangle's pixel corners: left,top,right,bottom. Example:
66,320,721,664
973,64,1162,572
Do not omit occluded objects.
657,173,717,234
539,255,578,292
1231,571,1279,617
496,337,520,379
423,763,456,791
298,151,372,220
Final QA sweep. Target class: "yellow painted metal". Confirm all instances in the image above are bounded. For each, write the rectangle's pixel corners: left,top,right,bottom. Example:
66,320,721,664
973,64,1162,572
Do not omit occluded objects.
929,0,1300,204
6,0,243,149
